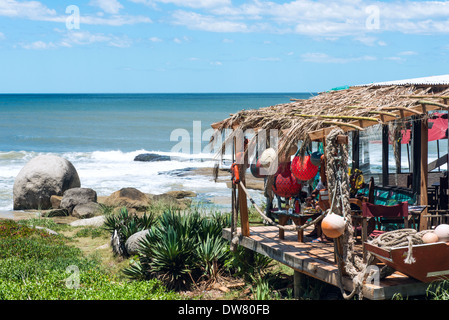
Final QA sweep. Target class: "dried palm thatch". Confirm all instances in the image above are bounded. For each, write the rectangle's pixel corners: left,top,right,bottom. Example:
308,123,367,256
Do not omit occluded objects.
210,84,449,163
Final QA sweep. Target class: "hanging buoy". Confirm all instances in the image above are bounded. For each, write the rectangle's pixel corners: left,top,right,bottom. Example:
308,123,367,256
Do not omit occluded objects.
435,224,449,242
272,162,302,198
291,154,319,181
259,148,276,167
321,212,346,238
422,232,439,244
250,158,265,178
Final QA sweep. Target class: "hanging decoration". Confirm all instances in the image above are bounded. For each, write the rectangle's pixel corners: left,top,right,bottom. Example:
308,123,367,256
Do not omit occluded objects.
291,152,319,182
272,162,302,198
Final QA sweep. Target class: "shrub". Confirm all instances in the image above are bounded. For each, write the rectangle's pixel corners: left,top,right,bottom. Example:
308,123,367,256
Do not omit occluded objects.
103,207,156,257
123,208,231,290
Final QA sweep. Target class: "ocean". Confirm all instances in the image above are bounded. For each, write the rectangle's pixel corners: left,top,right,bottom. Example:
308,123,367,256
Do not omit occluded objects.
0,93,312,212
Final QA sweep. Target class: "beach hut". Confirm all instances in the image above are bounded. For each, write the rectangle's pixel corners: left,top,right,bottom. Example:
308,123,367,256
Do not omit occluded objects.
211,75,449,300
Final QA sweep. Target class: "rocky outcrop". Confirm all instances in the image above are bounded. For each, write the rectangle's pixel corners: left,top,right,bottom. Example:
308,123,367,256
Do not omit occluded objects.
60,187,97,215
69,215,105,227
13,155,81,210
72,202,102,219
134,153,171,162
104,187,150,210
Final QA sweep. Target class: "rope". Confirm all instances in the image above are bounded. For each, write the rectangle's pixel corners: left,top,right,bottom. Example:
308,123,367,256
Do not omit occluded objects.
238,182,325,232
325,128,368,300
368,229,433,264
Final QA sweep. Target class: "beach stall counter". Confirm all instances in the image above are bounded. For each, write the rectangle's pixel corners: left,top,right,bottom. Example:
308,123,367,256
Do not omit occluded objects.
211,75,449,300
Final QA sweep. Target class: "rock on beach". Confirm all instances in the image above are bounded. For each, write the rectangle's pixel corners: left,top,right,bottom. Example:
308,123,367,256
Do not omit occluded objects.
13,155,81,210
60,187,97,215
104,187,150,210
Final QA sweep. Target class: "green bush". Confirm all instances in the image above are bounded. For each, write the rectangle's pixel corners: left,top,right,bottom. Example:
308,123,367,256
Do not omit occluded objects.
103,207,156,256
123,209,231,290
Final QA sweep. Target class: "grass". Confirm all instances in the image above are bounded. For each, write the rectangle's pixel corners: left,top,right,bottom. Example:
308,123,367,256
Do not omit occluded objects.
0,219,181,300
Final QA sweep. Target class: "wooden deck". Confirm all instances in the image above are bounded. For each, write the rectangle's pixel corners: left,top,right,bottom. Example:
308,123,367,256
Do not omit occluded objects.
222,225,430,300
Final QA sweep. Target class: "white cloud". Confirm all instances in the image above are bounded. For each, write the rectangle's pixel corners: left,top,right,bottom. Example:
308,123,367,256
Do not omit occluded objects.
172,10,249,32
60,30,132,47
0,32,5,40
301,52,377,64
149,36,163,42
80,14,151,26
129,0,231,9
19,40,56,50
163,0,449,37
19,30,133,49
89,0,123,14
173,36,191,43
398,50,418,56
0,0,150,26
0,0,57,20
354,36,386,47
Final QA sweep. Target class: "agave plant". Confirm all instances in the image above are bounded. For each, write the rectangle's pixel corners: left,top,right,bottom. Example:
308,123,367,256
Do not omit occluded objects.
103,207,156,257
123,208,233,289
134,212,198,290
196,234,228,281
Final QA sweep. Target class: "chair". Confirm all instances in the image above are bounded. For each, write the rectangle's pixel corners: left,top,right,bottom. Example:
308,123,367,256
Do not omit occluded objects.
361,202,409,261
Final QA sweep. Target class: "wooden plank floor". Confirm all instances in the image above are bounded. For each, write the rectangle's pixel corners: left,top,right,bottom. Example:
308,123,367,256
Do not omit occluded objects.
223,225,430,300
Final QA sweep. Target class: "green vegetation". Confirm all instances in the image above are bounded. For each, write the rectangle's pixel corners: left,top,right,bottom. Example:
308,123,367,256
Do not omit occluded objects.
6,202,449,301
0,219,179,300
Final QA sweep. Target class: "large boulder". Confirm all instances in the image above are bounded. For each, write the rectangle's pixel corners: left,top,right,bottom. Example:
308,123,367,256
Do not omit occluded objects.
125,230,149,256
60,188,97,214
104,187,150,210
72,202,102,219
13,155,80,210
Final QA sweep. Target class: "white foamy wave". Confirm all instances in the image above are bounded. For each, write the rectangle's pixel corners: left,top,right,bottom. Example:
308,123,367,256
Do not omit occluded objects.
0,149,230,211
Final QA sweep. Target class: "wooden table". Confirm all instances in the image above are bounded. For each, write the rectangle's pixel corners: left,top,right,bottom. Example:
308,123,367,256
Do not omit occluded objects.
272,210,320,242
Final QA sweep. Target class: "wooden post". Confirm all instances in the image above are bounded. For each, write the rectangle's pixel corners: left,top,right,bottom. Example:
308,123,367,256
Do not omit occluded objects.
293,270,306,299
419,118,429,231
412,116,421,198
382,124,389,186
238,182,250,236
352,130,360,170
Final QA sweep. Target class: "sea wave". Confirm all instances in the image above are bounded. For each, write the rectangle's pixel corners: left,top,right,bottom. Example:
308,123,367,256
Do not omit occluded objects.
0,149,231,211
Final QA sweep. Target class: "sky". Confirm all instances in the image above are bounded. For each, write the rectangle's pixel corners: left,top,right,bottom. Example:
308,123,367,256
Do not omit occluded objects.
1,0,449,93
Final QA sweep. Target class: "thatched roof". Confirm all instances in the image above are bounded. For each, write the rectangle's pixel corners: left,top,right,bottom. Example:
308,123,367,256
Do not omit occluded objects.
211,84,449,160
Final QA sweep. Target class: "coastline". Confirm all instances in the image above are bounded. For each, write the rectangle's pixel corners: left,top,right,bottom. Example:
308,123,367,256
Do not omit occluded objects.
1,165,266,221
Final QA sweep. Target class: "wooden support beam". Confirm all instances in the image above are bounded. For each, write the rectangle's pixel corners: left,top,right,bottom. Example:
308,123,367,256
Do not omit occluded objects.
382,125,389,187
412,116,421,197
428,154,448,172
337,134,349,145
400,95,449,99
238,182,250,237
418,100,449,110
420,118,429,231
308,103,439,141
352,131,360,170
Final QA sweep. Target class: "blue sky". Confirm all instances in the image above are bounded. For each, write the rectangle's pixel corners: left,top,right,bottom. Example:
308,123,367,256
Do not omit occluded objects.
0,0,449,93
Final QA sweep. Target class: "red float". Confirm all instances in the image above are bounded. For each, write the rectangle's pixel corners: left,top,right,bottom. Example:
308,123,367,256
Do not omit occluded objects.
291,155,319,182
273,162,302,198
